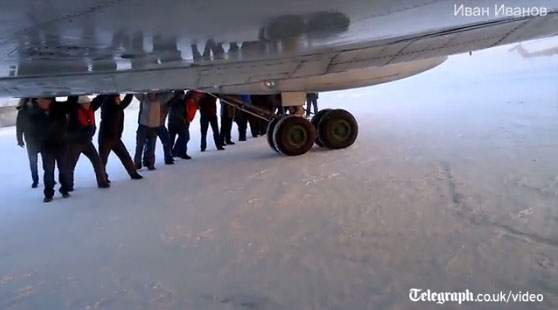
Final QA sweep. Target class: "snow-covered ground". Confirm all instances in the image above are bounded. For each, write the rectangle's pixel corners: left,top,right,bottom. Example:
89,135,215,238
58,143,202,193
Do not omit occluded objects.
0,38,557,309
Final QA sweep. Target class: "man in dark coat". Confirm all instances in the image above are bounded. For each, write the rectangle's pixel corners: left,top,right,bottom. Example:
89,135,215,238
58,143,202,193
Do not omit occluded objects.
65,96,110,191
27,97,74,202
97,94,143,181
219,95,236,146
245,95,261,138
306,92,319,116
234,110,248,142
16,98,40,188
235,95,249,141
167,90,192,159
196,92,224,151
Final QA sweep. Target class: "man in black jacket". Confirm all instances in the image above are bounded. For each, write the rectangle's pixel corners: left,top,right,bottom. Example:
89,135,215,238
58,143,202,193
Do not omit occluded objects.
98,94,143,181
219,95,236,146
234,110,248,141
197,92,225,152
16,98,40,188
306,92,319,117
167,90,192,159
65,96,109,191
234,95,255,141
27,97,74,202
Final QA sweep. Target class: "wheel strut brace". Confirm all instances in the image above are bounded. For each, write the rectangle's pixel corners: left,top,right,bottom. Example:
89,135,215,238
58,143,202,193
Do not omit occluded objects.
207,93,278,122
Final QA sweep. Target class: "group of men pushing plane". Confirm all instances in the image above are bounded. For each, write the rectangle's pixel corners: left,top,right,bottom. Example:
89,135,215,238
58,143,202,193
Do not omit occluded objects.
15,91,319,203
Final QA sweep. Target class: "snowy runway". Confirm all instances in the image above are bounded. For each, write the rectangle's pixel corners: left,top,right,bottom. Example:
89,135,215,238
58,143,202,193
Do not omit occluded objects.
1,39,557,309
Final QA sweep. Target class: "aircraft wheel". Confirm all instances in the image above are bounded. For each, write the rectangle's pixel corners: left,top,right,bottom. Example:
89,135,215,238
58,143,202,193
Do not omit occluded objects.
318,109,358,149
273,115,316,156
266,117,282,153
311,109,332,147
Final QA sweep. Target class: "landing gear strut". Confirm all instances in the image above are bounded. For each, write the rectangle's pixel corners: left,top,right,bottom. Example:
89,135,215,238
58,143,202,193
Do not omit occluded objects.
266,117,281,153
310,109,332,147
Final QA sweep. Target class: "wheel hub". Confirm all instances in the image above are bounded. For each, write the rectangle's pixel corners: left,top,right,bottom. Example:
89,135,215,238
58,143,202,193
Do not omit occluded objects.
332,119,351,141
287,125,308,147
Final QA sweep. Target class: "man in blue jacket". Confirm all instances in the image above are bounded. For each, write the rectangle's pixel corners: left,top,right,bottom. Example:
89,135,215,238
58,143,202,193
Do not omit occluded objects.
168,90,192,159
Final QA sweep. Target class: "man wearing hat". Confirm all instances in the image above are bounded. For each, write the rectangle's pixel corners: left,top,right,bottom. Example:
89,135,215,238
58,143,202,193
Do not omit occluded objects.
65,95,110,191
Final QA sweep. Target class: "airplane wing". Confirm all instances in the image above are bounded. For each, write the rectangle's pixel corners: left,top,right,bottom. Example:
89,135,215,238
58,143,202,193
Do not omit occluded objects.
0,0,556,97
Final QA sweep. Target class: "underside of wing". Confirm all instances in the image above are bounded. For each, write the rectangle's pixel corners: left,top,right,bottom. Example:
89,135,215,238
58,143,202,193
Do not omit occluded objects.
0,1,556,97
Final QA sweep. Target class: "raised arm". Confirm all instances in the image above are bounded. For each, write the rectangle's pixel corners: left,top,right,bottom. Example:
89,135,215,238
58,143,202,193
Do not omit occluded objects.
58,96,79,113
135,93,146,102
91,95,106,111
67,96,79,105
121,94,134,109
16,108,25,146
160,92,174,105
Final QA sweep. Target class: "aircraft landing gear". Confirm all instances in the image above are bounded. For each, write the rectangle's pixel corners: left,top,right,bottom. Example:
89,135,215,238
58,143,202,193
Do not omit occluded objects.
266,117,281,153
214,93,358,156
310,109,332,147
271,115,316,156
266,108,358,156
312,109,358,150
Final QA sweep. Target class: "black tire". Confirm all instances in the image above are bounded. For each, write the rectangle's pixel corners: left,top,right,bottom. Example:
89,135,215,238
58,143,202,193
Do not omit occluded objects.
318,109,358,149
311,109,332,147
272,116,316,156
266,117,282,153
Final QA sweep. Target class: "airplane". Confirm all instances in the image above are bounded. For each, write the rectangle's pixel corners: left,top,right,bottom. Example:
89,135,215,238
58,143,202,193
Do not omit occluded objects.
0,0,556,156
509,41,558,57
